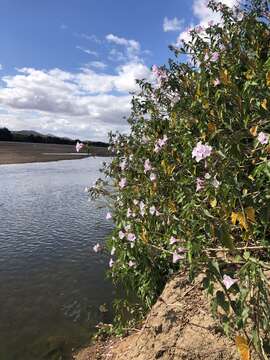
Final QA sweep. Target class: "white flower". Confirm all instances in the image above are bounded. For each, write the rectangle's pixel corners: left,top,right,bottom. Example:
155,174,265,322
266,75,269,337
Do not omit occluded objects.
223,275,237,290
106,212,112,220
109,258,114,268
93,243,101,253
128,260,136,267
119,178,127,189
212,176,220,189
149,206,156,215
257,132,269,145
192,142,212,162
127,233,136,242
111,246,116,255
119,231,125,239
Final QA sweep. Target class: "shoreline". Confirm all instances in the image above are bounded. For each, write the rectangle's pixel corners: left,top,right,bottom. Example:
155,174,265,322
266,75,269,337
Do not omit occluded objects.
0,141,110,165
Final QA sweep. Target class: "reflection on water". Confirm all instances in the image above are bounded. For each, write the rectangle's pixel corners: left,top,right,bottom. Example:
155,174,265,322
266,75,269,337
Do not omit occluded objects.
0,158,113,359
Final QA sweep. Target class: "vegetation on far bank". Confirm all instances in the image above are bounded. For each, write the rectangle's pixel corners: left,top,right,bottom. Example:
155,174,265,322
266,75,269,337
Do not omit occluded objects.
0,127,108,148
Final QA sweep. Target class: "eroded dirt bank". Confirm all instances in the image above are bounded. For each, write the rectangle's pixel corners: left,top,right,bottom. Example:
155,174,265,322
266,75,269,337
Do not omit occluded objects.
74,272,250,360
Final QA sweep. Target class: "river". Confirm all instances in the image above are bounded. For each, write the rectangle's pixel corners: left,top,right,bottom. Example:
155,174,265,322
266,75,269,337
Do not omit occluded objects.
0,157,114,359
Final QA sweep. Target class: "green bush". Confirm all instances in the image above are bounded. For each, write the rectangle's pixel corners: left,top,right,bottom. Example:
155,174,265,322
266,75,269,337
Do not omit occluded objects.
89,1,270,357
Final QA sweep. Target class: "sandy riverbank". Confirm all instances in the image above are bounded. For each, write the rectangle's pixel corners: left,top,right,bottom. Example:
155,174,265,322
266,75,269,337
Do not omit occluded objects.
0,142,110,165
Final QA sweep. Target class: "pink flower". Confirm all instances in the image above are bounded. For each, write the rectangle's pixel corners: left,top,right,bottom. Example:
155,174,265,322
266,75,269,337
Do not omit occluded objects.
106,212,112,220
208,20,214,27
128,260,136,267
150,173,156,182
127,233,136,242
257,132,269,145
119,178,127,189
211,52,219,62
139,201,145,216
195,25,204,33
152,65,168,83
119,231,125,239
196,178,205,192
119,159,127,171
172,252,184,263
154,135,168,152
213,78,220,86
144,159,152,173
76,142,84,152
93,243,101,253
192,142,212,162
109,258,114,268
223,275,237,290
169,236,179,245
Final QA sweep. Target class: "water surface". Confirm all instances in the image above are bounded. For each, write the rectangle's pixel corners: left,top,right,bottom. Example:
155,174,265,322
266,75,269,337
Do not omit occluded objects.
0,158,113,359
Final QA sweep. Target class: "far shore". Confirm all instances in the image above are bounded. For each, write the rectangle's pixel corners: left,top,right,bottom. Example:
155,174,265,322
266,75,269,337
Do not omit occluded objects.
0,141,110,165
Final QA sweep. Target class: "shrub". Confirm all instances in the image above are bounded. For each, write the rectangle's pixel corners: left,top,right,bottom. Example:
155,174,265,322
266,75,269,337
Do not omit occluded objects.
89,1,270,357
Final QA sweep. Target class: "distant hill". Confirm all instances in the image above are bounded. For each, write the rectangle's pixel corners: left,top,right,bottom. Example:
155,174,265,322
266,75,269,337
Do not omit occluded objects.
13,130,45,137
0,127,109,147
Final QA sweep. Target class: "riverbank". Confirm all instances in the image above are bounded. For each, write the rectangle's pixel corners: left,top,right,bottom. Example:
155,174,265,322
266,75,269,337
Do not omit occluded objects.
74,272,252,360
0,141,110,165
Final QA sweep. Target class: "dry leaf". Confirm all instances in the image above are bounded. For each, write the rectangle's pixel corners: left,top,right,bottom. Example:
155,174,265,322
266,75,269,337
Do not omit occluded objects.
249,125,258,137
245,207,255,223
235,336,250,360
261,99,267,110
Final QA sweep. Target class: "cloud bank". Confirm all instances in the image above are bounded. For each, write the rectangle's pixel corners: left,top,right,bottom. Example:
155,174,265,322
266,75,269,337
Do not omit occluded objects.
0,35,152,141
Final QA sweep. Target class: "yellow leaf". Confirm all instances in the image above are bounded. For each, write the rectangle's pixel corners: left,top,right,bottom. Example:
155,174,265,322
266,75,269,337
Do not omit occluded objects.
171,111,177,127
161,160,175,175
168,201,177,213
245,69,254,80
249,125,258,137
231,212,238,225
230,212,248,230
261,99,268,110
245,207,255,223
220,69,230,84
210,198,217,208
266,71,270,87
141,228,148,243
235,336,250,360
237,213,248,231
202,100,209,109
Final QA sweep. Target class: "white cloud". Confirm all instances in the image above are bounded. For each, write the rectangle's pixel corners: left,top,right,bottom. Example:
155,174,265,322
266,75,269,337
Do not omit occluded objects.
0,64,3,70
176,0,238,45
80,33,101,43
84,61,107,69
76,46,98,57
106,34,141,62
163,17,184,32
0,61,152,141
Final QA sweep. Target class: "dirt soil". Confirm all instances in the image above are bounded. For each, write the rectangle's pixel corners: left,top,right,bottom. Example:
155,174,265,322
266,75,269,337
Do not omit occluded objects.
0,141,110,165
74,272,251,360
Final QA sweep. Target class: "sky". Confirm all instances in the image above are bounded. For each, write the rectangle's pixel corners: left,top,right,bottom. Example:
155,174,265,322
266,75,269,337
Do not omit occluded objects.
0,0,237,141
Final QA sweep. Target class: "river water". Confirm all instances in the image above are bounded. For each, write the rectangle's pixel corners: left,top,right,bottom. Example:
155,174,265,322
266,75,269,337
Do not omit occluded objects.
0,157,114,359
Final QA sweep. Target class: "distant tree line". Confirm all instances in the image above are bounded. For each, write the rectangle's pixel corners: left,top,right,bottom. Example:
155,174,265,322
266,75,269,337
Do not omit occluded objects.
0,127,108,147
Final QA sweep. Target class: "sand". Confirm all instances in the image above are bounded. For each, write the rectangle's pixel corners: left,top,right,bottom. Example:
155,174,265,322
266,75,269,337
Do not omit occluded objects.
0,141,110,165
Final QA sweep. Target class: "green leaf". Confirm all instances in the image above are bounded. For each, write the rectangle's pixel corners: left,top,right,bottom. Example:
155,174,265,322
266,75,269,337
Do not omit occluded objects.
217,223,235,250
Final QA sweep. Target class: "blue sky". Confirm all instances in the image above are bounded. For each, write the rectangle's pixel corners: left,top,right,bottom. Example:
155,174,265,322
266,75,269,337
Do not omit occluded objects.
0,0,236,141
